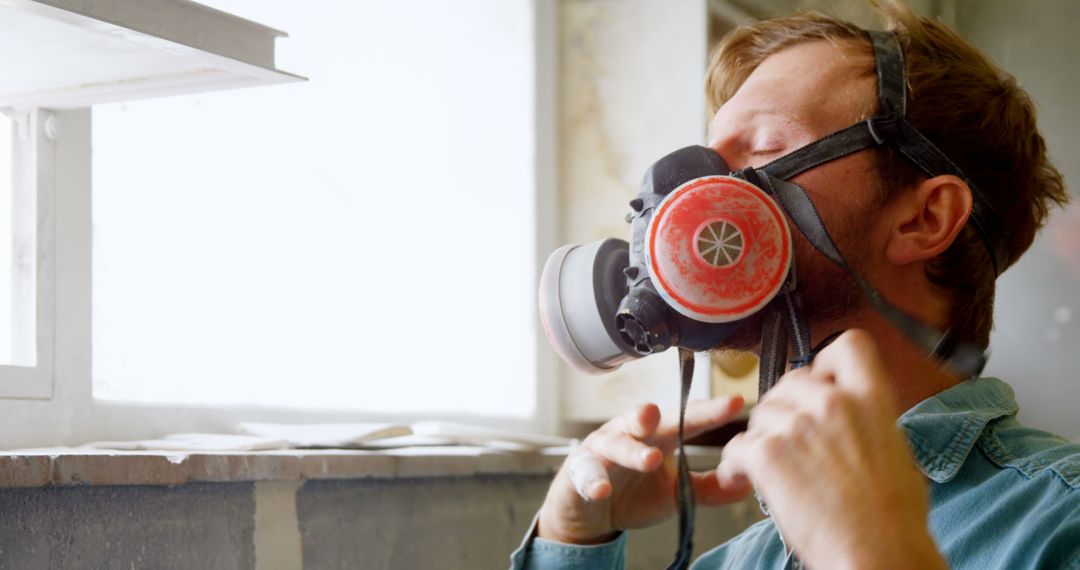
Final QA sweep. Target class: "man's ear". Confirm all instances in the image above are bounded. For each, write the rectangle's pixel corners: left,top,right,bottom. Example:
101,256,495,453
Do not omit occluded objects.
885,175,973,266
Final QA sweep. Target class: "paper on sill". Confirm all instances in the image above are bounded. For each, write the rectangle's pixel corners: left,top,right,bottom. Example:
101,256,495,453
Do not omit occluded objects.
238,421,572,450
83,433,289,451
236,422,414,448
410,421,571,448
82,422,573,452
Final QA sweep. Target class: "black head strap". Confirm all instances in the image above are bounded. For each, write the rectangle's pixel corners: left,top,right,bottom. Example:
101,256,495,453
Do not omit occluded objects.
761,30,1010,276
868,30,1009,275
870,30,907,116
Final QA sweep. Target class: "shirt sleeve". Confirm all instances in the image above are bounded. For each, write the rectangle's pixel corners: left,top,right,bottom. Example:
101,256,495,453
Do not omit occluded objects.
508,512,628,570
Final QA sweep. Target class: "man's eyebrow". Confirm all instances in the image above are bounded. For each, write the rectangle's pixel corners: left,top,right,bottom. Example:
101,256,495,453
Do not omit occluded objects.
710,108,801,136
707,107,805,147
739,107,799,122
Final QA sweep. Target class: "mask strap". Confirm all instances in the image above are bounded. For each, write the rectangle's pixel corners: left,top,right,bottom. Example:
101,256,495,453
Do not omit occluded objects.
866,28,1009,280
756,290,812,404
760,120,884,180
758,304,789,397
870,30,907,116
666,348,696,570
882,118,1009,276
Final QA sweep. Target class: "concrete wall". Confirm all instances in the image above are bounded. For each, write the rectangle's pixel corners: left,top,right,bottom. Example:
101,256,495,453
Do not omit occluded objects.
0,477,761,570
0,483,256,569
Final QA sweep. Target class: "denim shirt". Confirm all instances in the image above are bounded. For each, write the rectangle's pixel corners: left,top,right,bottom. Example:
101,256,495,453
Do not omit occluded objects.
509,378,1080,569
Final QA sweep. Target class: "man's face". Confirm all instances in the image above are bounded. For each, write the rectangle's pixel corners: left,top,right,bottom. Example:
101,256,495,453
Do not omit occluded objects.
706,39,888,351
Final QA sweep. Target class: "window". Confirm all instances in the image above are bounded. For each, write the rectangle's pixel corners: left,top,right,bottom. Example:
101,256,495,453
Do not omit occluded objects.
0,111,17,365
91,1,539,417
0,110,35,369
0,109,54,400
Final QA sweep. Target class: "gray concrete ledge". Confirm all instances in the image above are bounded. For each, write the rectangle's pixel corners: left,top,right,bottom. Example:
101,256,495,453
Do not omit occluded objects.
0,446,725,488
0,446,724,488
0,447,564,488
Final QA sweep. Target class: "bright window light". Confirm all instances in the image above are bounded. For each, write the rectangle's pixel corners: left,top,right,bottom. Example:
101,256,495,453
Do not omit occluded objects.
0,112,13,364
91,1,537,416
0,110,34,368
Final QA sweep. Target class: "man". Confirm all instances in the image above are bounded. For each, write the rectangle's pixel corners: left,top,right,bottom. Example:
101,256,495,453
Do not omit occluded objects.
511,2,1078,569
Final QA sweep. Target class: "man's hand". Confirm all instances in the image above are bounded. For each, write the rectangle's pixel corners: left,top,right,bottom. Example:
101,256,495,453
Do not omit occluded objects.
537,395,752,545
717,329,947,570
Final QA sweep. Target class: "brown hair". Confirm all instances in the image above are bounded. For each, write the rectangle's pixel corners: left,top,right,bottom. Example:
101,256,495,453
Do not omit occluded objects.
705,2,1069,348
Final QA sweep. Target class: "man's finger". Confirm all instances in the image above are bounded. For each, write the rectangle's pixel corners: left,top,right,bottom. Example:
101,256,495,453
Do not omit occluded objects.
761,366,821,396
658,395,745,441
618,403,662,440
716,431,754,489
756,370,846,425
746,395,800,435
567,450,612,501
585,429,662,472
691,470,753,506
810,329,887,397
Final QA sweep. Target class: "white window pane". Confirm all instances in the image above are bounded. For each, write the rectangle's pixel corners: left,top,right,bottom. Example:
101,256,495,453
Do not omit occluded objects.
0,113,12,364
92,1,536,416
0,111,35,367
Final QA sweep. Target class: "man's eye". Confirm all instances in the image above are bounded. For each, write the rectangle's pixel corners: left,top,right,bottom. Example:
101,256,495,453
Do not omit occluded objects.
751,145,786,157
752,135,787,155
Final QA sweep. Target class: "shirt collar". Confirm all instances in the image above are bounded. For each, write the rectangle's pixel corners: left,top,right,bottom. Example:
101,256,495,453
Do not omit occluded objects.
897,377,1018,483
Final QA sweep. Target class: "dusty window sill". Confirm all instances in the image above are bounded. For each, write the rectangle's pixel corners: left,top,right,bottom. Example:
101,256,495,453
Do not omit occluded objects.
0,446,724,488
0,447,564,488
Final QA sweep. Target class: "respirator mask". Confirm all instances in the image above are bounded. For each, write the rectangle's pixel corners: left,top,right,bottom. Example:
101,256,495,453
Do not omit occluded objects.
537,31,1008,569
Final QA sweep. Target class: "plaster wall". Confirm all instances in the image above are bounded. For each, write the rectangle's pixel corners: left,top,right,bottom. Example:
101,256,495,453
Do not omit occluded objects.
555,0,716,422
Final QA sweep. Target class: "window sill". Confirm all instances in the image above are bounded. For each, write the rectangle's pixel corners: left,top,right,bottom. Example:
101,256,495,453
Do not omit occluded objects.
0,446,723,488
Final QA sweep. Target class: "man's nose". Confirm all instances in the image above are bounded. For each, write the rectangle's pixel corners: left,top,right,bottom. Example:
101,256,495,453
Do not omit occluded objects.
706,113,749,170
707,135,751,172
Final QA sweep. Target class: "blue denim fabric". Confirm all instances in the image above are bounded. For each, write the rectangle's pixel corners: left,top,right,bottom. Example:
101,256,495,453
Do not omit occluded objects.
509,378,1080,569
